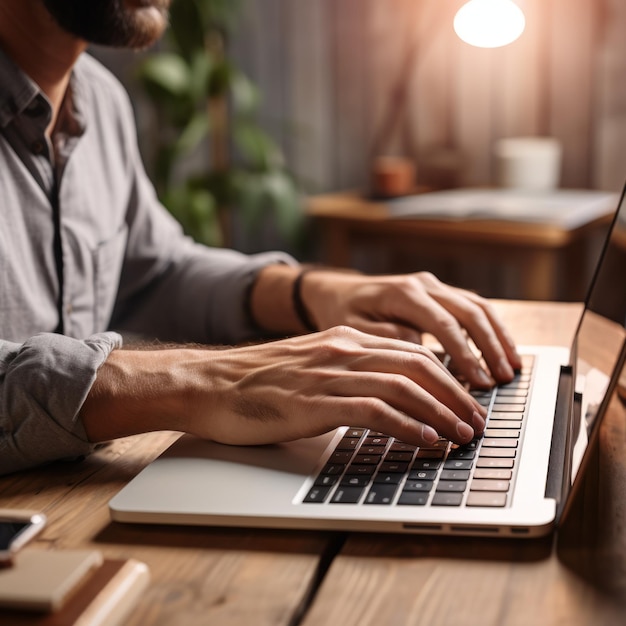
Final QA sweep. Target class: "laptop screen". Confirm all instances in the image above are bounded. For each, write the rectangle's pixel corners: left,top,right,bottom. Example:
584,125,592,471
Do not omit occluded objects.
570,188,626,481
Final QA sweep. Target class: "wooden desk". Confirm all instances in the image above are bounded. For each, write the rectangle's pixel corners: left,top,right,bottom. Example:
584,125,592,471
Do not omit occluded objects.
308,192,613,301
1,301,625,626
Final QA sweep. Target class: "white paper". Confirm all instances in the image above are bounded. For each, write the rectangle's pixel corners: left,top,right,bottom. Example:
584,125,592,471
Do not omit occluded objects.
386,188,618,230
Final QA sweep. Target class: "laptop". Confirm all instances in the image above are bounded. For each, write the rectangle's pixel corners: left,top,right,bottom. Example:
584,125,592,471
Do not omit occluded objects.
109,186,626,538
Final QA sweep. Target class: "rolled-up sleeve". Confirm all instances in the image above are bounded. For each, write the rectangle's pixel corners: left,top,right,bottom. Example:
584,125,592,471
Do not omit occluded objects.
0,331,122,475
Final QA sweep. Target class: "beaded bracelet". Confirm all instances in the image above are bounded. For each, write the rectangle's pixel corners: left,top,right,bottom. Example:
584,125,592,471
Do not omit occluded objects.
292,269,318,332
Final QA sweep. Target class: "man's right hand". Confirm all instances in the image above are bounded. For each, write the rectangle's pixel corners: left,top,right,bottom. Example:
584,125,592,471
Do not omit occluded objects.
80,326,487,448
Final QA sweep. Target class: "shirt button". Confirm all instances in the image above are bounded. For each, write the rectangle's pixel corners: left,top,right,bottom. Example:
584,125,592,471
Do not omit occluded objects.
66,303,73,315
31,140,46,155
25,100,45,117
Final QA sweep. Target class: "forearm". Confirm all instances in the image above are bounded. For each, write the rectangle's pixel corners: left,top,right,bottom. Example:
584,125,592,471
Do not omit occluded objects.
80,348,205,442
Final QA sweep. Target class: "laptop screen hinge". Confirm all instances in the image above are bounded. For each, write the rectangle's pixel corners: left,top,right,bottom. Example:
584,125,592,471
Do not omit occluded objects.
545,365,574,518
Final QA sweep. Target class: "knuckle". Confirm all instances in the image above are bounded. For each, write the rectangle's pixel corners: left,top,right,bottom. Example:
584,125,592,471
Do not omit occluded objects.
415,271,438,285
357,397,388,421
387,374,415,396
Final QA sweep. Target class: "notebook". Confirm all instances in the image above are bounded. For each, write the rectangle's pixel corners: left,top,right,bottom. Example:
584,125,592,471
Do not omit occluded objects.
109,185,626,538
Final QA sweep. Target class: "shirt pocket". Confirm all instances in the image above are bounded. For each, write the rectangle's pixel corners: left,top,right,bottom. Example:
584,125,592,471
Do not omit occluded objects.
93,224,128,331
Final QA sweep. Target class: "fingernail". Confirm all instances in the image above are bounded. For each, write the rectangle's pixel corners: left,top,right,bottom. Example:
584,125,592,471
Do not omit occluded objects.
422,425,439,444
456,421,474,442
472,411,486,433
496,358,514,381
475,367,493,388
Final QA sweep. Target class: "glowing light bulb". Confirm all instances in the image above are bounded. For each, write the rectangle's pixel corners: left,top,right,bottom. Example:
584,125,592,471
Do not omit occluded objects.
454,0,526,48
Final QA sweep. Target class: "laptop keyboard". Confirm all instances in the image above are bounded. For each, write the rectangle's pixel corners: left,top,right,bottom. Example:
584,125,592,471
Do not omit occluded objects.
303,356,533,508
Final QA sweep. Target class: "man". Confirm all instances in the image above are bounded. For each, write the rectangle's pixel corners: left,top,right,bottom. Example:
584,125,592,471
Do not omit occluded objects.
0,0,521,475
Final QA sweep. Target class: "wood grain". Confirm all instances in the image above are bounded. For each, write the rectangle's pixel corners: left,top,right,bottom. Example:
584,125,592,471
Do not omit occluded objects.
0,431,333,626
301,301,626,626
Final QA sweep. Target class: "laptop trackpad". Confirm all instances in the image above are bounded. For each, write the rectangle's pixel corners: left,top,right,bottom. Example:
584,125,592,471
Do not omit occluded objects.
109,432,336,521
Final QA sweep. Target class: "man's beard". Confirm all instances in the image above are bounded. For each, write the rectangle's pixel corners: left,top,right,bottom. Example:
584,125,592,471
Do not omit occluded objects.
42,0,170,49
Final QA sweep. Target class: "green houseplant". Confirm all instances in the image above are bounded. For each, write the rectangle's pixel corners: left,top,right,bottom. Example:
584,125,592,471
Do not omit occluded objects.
138,0,303,248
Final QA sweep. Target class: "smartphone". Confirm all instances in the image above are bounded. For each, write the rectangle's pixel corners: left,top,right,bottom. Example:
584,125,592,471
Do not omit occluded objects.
0,510,47,565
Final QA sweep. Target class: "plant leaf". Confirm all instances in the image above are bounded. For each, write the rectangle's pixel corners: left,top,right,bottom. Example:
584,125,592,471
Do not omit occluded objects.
138,53,191,97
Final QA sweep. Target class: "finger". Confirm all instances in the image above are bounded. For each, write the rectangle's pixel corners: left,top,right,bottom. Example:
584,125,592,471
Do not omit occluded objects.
348,318,423,344
471,295,523,369
415,273,522,374
324,370,483,443
338,347,486,418
327,388,478,446
391,290,495,388
430,287,521,383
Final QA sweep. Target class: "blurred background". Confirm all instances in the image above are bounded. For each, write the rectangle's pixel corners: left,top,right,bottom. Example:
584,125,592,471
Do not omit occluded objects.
92,0,626,299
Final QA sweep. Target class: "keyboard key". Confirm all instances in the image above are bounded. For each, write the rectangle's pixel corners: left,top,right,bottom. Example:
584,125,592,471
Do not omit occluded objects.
360,446,387,455
389,442,417,452
479,448,516,458
397,491,429,506
466,492,507,507
340,475,371,487
436,481,467,493
477,457,514,469
352,454,382,465
461,438,481,450
379,461,409,473
344,464,376,476
303,486,331,503
495,388,528,398
485,420,521,430
345,428,366,438
315,475,339,487
374,472,404,484
432,492,464,506
384,452,413,463
492,403,526,412
473,468,512,480
336,437,361,451
403,480,434,492
443,459,473,470
481,438,518,448
365,484,399,505
484,429,520,439
447,447,476,460
408,469,438,480
364,436,389,446
412,459,442,470
415,449,446,459
330,451,354,463
493,395,526,404
490,412,524,421
470,479,510,492
331,486,365,503
440,469,471,481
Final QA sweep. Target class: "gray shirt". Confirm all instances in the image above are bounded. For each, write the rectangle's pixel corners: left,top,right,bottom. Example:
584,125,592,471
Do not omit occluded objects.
0,50,295,475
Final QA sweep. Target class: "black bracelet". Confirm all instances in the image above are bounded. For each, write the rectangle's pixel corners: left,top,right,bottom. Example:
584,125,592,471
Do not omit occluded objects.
292,269,318,332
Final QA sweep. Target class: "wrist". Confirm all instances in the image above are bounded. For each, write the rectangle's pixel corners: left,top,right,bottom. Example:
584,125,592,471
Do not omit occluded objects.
292,267,320,332
80,348,202,441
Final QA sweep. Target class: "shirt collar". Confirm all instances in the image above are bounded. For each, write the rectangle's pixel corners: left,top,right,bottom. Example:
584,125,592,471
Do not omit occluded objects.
0,46,86,138
0,47,48,128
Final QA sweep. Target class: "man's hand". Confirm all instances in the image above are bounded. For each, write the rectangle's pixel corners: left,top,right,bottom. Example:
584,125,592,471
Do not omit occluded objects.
299,270,522,388
81,327,486,448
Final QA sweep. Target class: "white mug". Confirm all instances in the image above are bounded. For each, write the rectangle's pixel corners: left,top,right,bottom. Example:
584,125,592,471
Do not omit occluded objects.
494,137,562,190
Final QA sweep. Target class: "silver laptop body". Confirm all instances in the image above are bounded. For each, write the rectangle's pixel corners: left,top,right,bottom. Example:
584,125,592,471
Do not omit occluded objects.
109,188,626,538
